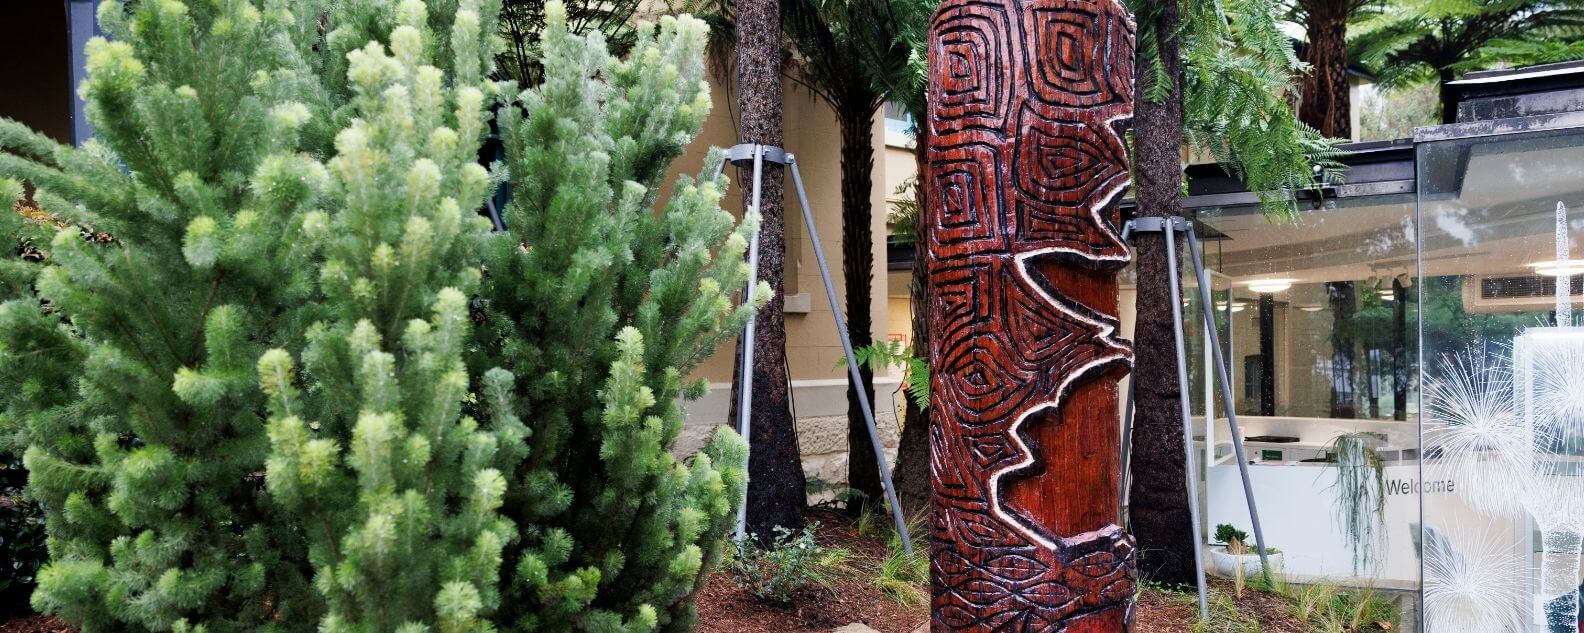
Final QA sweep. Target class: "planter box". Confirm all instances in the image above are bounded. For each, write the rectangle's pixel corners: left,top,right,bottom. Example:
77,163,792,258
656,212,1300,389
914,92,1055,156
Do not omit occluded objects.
1208,545,1282,579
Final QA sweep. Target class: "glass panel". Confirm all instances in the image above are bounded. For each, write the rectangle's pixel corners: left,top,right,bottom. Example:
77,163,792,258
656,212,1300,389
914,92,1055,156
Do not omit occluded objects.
1418,125,1584,632
1189,194,1421,593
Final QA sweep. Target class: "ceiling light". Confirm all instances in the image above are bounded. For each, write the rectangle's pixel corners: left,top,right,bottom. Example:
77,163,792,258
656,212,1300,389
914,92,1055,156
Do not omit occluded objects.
1246,279,1294,294
1529,259,1584,277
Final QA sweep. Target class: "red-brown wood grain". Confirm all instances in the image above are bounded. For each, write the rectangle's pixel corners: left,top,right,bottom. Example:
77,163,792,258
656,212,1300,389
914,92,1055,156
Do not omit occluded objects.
924,0,1136,629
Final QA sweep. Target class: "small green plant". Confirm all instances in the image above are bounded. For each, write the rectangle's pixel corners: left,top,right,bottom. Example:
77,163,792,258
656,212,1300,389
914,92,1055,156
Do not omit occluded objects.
1290,580,1399,632
1215,523,1251,554
728,524,832,603
839,340,929,410
1214,523,1278,555
853,499,879,537
1294,581,1338,624
873,545,928,607
873,512,928,607
1247,566,1288,597
1175,585,1260,633
887,177,919,243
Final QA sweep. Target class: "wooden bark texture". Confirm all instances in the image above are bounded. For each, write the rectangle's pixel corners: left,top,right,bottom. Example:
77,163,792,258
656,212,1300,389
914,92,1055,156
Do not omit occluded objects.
924,0,1137,629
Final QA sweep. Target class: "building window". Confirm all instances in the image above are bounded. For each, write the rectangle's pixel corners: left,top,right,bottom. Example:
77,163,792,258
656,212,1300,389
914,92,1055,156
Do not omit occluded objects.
883,101,913,148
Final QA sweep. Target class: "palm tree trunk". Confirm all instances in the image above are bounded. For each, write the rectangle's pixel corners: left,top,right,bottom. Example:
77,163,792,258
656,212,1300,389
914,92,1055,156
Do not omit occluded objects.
892,130,931,516
734,0,806,541
1328,281,1358,418
1130,0,1199,587
1298,0,1352,138
839,107,883,506
1438,67,1459,124
1393,279,1407,421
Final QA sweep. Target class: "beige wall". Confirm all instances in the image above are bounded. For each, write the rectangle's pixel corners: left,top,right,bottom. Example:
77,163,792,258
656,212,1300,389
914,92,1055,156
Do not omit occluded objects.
680,75,905,388
671,74,908,496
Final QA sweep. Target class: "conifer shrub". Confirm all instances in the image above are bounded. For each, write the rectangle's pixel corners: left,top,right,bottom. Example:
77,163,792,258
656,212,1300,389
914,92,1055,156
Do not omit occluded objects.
0,0,754,630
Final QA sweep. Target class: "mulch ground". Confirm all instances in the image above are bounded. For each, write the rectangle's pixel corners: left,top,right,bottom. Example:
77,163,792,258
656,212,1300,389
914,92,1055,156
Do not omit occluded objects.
1134,579,1313,633
0,615,72,633
695,508,929,633
0,528,1329,633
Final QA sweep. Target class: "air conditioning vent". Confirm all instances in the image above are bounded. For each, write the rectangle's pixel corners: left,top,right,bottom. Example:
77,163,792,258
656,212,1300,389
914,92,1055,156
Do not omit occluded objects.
1465,274,1584,313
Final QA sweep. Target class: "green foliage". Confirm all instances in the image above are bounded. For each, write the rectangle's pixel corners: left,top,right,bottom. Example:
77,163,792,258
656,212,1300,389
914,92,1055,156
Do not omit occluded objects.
1179,0,1347,218
726,524,831,603
886,177,919,244
1352,0,1584,89
0,0,754,630
0,0,360,626
1357,83,1439,142
838,340,929,411
1214,523,1249,549
255,0,509,629
881,0,938,129
1462,37,1584,70
872,512,926,607
475,5,759,630
1291,581,1398,632
1129,0,1346,219
1327,433,1386,576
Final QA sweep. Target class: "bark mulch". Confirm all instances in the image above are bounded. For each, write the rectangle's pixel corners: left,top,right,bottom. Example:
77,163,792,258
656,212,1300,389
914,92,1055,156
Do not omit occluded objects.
695,509,928,633
0,615,72,633
1134,579,1318,633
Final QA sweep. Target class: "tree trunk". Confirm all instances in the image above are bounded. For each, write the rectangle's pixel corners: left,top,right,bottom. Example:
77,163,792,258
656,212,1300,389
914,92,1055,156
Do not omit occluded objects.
891,131,931,517
1298,0,1352,138
1439,67,1459,124
1328,281,1357,419
1393,279,1407,421
734,0,806,541
1258,294,1275,416
840,108,883,507
1130,0,1199,588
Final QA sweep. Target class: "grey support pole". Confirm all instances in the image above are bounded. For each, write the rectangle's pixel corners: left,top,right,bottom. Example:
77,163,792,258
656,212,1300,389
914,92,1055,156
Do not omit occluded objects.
1163,221,1212,620
733,147,767,543
788,153,913,555
1120,215,1280,624
1186,225,1273,584
719,144,912,553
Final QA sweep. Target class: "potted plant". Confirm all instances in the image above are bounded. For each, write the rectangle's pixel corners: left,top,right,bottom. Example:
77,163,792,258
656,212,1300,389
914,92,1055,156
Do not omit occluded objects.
1210,523,1282,578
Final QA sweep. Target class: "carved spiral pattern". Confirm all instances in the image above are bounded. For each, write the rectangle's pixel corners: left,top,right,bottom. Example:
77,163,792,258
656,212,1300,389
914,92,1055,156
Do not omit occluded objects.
926,0,1136,630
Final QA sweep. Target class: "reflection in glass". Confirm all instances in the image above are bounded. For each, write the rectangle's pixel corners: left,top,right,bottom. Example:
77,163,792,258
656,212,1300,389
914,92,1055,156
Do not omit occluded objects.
1188,192,1421,590
1419,126,1584,632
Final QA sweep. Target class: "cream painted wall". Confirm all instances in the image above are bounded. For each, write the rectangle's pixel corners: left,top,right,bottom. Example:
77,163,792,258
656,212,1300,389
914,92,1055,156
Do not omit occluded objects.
676,75,895,388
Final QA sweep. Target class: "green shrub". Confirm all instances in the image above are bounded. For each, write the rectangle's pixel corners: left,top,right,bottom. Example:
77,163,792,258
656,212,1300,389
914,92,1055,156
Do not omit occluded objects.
1214,523,1249,547
728,525,831,603
0,0,753,630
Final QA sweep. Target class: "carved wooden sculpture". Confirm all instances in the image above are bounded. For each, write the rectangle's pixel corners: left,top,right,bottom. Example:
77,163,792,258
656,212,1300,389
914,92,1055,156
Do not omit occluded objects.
924,0,1136,630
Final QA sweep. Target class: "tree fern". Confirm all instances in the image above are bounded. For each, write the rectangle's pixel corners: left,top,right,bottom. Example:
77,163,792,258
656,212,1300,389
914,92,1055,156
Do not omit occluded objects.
1132,0,1347,219
840,341,929,412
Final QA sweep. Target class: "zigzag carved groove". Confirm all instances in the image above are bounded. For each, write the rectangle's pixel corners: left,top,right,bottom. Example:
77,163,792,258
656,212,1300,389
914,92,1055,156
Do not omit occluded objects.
926,0,1137,629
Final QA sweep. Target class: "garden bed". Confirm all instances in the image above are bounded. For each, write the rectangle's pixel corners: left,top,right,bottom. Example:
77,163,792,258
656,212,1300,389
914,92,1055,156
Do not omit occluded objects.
695,509,929,633
0,512,1397,633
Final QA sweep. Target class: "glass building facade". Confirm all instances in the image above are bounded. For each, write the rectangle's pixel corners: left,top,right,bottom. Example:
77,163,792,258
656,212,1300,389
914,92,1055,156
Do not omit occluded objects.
1127,63,1584,631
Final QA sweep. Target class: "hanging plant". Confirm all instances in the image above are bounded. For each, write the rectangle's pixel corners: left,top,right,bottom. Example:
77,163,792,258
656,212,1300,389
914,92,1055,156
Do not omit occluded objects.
1327,432,1387,576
